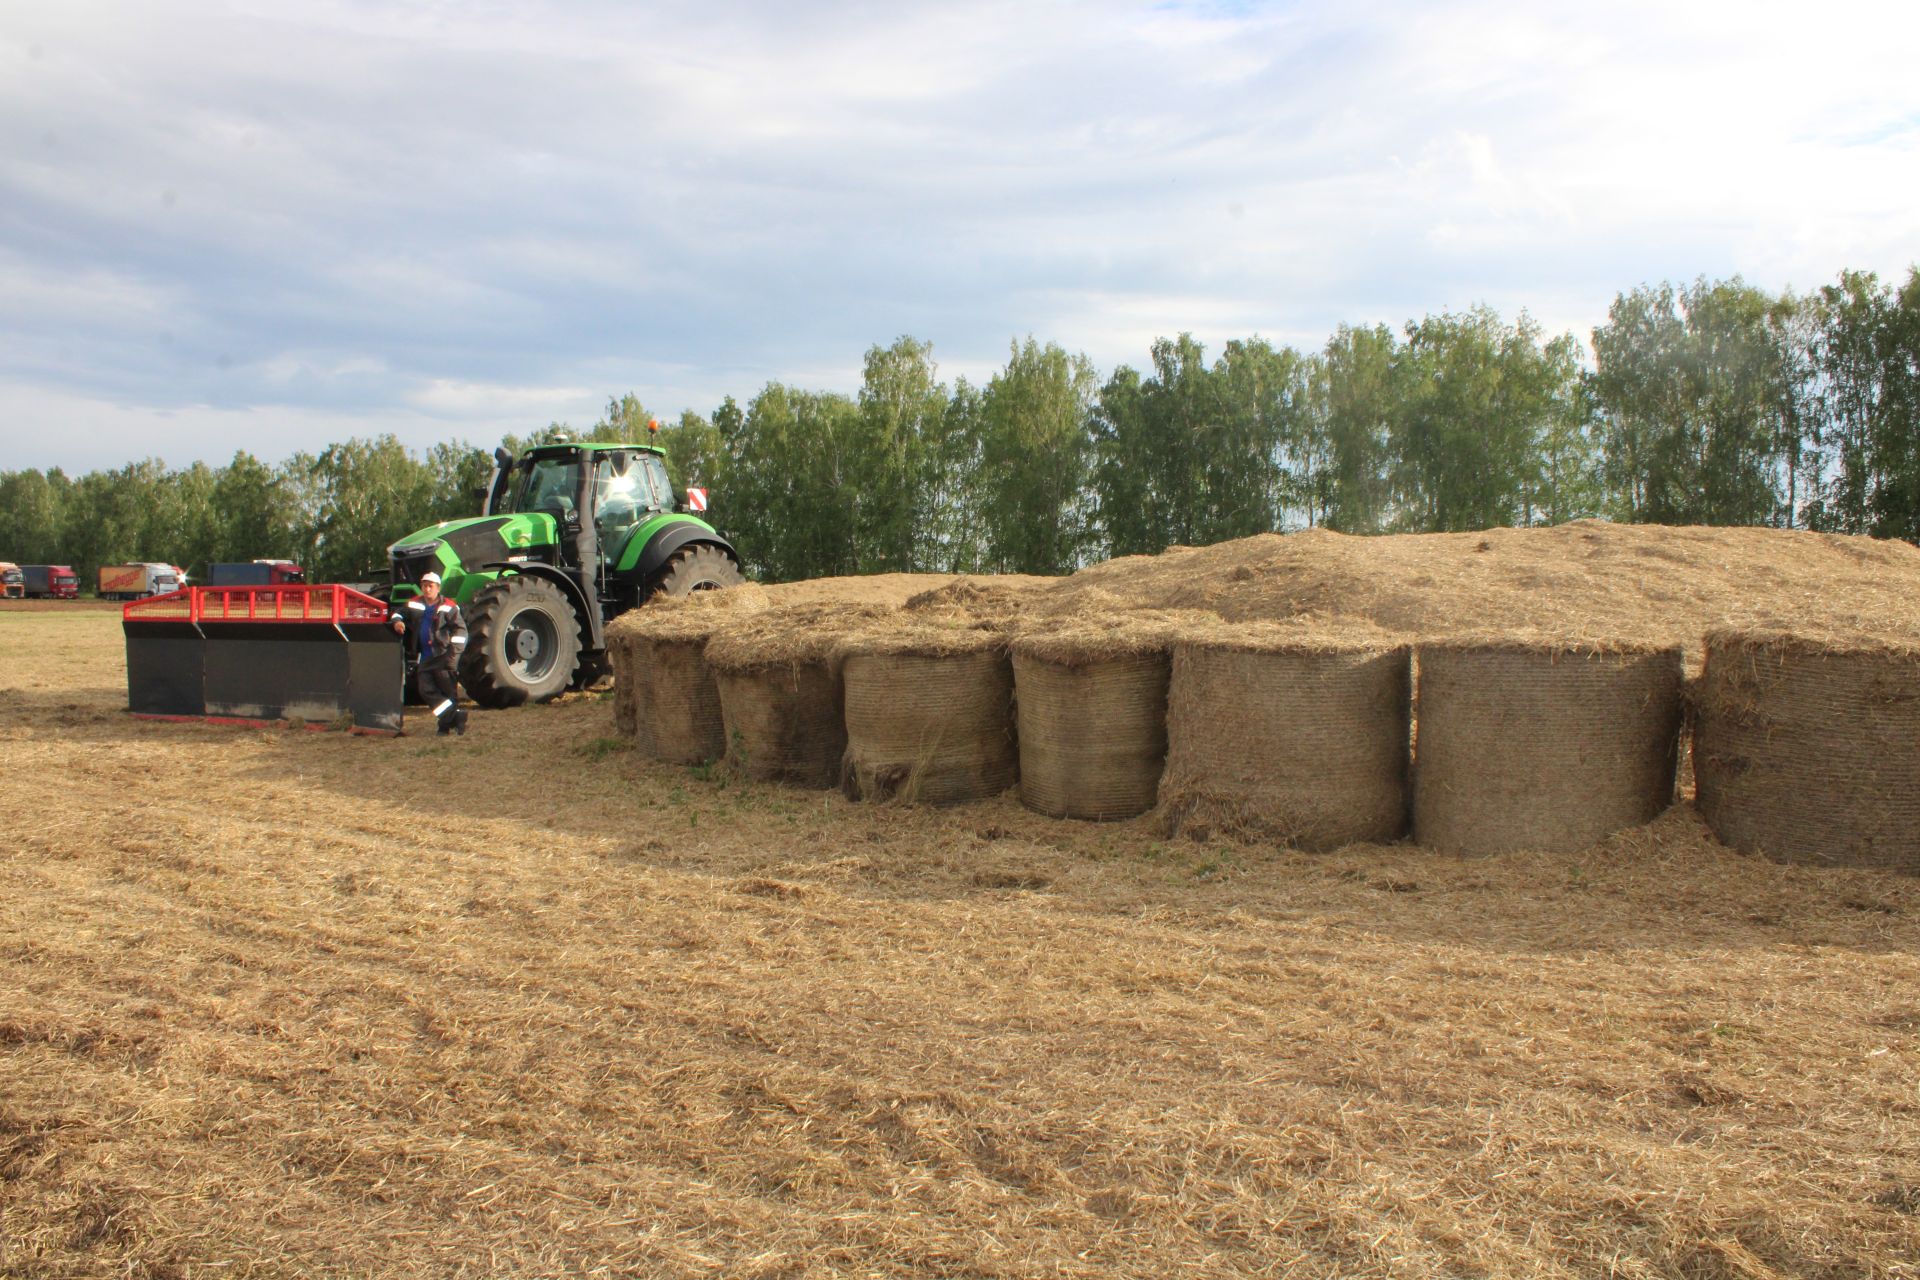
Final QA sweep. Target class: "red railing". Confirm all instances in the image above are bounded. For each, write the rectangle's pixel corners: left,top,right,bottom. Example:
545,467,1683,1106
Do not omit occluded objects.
124,584,391,625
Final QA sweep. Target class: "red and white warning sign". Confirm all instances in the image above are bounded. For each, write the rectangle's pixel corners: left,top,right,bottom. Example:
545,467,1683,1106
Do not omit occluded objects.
686,487,709,512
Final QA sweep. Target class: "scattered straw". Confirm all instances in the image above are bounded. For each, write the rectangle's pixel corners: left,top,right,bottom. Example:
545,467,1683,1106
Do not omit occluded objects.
704,602,898,673
5,608,1920,1278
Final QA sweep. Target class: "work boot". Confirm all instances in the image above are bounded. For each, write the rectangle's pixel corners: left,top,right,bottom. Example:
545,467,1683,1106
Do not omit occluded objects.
454,708,469,737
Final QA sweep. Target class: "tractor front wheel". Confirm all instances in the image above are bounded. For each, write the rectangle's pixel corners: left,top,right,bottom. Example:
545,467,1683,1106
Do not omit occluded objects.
460,576,582,707
650,544,744,599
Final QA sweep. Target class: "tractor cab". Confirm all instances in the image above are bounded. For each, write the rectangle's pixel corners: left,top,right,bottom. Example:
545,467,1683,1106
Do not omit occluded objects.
486,446,676,574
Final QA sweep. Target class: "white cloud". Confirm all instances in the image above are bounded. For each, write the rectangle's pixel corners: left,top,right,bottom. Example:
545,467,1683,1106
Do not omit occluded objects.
406,378,600,419
2,0,1917,469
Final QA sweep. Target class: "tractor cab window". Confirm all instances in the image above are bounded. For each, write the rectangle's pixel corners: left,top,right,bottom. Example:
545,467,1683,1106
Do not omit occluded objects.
594,461,647,541
512,457,584,522
593,454,673,557
639,454,676,510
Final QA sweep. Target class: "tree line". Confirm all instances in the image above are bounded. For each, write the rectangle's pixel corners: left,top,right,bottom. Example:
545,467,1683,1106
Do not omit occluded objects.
3,266,1916,588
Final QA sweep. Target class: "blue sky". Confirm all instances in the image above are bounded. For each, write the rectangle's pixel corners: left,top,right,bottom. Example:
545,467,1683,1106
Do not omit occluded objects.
3,0,1917,472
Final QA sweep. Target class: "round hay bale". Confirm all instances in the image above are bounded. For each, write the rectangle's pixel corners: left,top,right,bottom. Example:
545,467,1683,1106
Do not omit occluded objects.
629,635,725,764
1413,640,1684,855
1159,626,1412,850
713,665,844,786
839,627,1015,805
608,585,770,761
1695,630,1920,872
1010,618,1180,821
705,603,895,788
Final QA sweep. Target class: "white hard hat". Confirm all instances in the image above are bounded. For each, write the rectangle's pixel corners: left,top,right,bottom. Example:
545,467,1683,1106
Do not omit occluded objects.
420,571,442,585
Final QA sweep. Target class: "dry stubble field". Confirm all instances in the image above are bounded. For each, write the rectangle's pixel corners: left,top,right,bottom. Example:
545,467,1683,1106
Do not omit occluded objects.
3,601,1919,1278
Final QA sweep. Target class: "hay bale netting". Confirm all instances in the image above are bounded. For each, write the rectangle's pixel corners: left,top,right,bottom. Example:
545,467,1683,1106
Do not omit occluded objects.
1010,619,1178,821
1159,626,1412,850
608,626,640,738
1413,639,1684,855
704,603,894,788
608,585,769,762
838,626,1016,805
1695,630,1920,872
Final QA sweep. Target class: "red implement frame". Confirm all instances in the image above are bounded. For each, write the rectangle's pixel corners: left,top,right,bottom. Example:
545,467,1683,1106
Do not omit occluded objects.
123,584,404,736
124,584,390,624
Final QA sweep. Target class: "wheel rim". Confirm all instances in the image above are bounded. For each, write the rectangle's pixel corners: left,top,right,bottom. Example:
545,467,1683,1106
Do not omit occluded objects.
504,607,560,682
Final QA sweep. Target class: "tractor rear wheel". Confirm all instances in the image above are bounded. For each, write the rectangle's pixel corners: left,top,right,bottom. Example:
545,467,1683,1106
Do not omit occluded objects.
460,575,582,707
650,544,743,599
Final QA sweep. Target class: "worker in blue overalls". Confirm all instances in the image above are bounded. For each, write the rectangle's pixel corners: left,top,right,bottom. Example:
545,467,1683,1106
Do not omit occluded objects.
389,572,470,735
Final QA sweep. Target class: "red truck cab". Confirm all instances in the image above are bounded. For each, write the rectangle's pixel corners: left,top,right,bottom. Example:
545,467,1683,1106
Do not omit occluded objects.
22,565,79,599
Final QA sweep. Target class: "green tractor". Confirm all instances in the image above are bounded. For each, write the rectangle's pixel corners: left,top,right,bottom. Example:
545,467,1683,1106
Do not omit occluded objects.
385,441,743,707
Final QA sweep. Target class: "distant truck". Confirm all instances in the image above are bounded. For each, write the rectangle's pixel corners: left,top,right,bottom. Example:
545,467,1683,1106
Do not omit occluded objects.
99,563,182,600
206,560,305,587
22,565,80,599
0,562,22,599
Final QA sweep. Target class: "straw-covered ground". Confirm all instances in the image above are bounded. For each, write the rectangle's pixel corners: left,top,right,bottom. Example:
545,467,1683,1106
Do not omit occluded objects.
6,524,1920,1278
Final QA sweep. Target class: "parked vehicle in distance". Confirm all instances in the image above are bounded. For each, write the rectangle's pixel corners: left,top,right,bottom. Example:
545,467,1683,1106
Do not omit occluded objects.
99,563,182,601
205,560,305,587
0,562,23,599
22,565,80,599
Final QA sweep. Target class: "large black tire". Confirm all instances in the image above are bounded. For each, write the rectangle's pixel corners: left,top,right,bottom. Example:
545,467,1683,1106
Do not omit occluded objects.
460,576,582,708
650,544,744,599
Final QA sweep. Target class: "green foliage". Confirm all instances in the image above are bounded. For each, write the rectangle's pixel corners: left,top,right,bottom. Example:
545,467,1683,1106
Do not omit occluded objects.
291,436,454,581
1320,324,1396,533
1590,278,1794,527
978,338,1096,573
1389,308,1589,531
725,382,863,580
660,410,727,494
1804,268,1920,539
855,336,948,572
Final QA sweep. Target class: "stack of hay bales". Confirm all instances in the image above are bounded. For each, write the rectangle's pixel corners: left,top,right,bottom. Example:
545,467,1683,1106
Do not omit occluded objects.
607,585,768,763
838,622,1017,805
1010,615,1185,821
703,601,893,788
1158,622,1412,850
1413,638,1684,855
1695,629,1920,872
